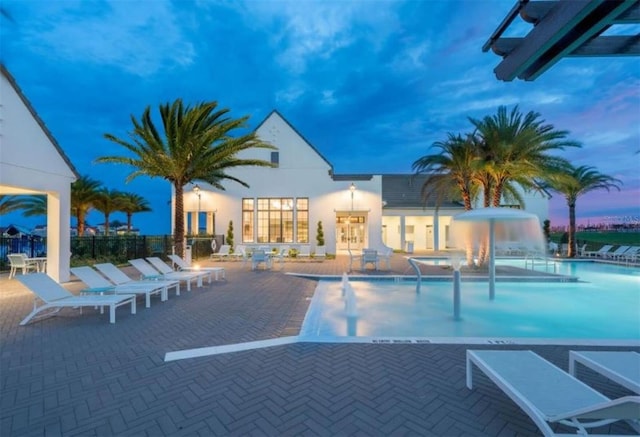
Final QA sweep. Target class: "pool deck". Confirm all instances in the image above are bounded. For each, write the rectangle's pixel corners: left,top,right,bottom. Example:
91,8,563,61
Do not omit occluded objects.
1,252,638,436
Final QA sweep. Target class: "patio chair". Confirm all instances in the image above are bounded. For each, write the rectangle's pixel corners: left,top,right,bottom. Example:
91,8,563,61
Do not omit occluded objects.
361,249,379,271
7,253,39,279
71,266,167,308
377,247,393,270
94,263,181,297
210,244,231,261
569,351,640,395
584,245,613,258
251,249,271,270
16,273,136,325
273,245,290,267
145,257,211,287
167,254,226,280
313,246,326,260
466,350,640,437
348,249,361,272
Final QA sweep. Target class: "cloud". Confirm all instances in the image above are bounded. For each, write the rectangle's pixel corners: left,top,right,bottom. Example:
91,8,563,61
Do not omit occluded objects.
13,0,194,76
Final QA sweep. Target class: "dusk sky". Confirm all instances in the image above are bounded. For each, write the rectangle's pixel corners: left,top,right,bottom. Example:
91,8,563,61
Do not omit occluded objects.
2,0,639,235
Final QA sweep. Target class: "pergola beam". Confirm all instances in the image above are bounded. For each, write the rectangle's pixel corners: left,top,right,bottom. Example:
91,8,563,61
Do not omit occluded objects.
494,35,640,57
492,0,639,81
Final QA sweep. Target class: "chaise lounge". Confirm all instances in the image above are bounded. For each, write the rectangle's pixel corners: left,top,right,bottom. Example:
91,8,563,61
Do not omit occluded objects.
466,350,640,436
71,266,168,308
17,273,136,325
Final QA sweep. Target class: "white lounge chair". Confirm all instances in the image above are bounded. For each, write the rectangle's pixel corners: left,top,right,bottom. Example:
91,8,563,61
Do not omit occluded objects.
584,245,613,258
210,244,231,261
16,273,136,325
71,266,167,308
167,254,226,280
129,259,201,291
7,253,39,279
466,350,640,437
569,351,640,395
94,263,180,297
251,249,271,270
605,246,630,260
145,257,211,288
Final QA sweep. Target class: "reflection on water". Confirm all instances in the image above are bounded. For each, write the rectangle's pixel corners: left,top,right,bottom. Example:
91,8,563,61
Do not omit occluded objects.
301,262,640,340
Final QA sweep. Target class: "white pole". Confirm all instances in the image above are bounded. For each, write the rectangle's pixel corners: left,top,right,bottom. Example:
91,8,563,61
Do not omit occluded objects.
489,219,496,300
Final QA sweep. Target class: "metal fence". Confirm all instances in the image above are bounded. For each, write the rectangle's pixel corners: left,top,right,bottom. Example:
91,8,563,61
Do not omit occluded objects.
0,234,227,271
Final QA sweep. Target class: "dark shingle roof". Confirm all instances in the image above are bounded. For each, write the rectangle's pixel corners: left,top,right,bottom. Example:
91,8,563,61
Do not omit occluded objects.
382,174,463,209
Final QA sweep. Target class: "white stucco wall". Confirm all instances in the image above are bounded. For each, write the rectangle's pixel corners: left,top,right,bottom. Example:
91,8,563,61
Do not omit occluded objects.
1,71,76,282
172,111,384,253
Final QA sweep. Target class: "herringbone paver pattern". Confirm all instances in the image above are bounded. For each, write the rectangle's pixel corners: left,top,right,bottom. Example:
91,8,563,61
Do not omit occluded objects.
1,254,638,436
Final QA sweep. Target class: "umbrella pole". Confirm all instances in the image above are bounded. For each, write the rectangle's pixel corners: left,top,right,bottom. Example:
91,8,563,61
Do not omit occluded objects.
489,219,495,300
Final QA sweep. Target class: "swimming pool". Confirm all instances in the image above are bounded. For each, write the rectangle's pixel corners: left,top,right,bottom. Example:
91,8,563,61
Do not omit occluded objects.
300,261,640,343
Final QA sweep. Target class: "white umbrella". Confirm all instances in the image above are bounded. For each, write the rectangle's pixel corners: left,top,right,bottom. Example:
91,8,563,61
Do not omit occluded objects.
450,208,545,299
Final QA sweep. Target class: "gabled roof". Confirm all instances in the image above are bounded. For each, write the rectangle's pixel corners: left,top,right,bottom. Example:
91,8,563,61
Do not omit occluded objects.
1,64,80,178
382,174,464,209
484,0,640,81
254,109,334,170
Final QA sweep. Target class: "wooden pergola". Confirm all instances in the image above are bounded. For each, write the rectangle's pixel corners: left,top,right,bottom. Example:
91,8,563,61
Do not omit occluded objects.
484,0,640,81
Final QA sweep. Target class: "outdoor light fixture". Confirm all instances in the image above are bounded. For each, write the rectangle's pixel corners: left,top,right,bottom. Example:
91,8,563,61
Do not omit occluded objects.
193,184,201,211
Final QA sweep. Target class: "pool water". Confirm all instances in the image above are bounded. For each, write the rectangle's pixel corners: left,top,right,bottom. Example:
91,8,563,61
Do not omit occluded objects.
300,262,640,341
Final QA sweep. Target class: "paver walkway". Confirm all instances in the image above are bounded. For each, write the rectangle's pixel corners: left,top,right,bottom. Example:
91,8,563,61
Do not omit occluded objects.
1,253,638,436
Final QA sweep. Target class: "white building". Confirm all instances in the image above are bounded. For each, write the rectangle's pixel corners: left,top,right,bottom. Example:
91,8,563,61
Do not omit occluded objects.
173,110,550,253
1,65,78,282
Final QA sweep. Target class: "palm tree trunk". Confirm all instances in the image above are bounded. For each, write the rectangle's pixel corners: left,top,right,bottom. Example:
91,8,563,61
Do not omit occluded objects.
568,202,576,258
492,180,504,207
127,213,132,232
77,211,85,236
174,183,185,257
104,213,110,235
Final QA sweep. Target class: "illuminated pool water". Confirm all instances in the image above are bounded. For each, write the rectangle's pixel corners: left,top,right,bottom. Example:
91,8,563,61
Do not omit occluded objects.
300,261,640,341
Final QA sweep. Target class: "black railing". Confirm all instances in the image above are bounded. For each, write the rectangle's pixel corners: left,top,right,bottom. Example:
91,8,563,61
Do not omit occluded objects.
0,234,228,271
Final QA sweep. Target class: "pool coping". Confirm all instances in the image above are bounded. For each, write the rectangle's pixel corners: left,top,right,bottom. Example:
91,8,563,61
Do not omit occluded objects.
165,335,640,362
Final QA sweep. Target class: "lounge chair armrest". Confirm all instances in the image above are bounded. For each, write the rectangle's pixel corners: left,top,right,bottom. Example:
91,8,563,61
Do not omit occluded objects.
549,396,640,422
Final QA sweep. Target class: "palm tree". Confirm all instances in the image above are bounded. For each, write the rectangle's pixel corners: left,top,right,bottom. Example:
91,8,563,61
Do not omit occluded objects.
98,99,276,255
71,175,102,236
469,105,580,206
93,188,126,235
412,133,479,211
119,192,151,233
18,195,47,216
546,165,621,258
0,195,22,215
413,133,481,265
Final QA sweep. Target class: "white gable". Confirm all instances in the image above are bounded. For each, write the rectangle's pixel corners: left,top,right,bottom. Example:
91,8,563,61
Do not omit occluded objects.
238,110,333,171
0,72,76,190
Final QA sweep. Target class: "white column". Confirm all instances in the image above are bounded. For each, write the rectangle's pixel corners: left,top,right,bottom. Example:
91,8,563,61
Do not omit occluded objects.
400,215,406,252
433,210,440,250
47,190,71,282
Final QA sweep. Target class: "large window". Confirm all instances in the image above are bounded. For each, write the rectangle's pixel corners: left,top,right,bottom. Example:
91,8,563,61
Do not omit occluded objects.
296,198,308,243
242,199,254,243
243,197,307,243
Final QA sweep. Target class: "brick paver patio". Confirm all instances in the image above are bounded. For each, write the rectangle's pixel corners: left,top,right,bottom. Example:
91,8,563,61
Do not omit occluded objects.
1,253,638,436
